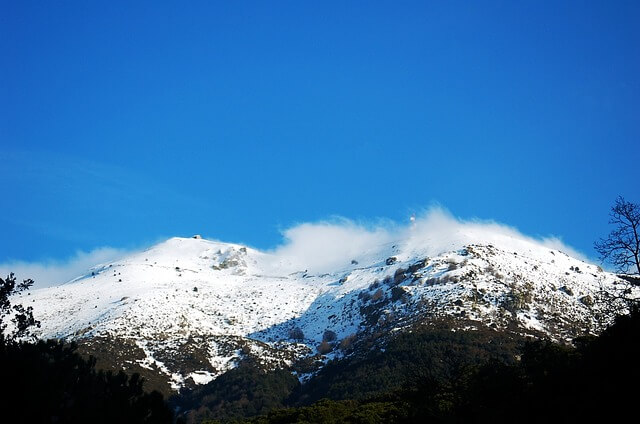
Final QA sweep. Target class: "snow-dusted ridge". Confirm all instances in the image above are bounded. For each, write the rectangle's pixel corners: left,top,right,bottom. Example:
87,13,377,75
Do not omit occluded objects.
20,230,639,391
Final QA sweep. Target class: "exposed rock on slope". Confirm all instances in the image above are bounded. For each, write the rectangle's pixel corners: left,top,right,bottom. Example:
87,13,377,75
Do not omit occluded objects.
22,235,638,392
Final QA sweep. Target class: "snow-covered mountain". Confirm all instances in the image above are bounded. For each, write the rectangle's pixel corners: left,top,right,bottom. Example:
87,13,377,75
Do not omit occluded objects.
20,231,639,392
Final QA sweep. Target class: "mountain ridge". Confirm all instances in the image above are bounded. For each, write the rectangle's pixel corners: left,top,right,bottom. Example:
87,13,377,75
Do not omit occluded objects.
20,232,639,393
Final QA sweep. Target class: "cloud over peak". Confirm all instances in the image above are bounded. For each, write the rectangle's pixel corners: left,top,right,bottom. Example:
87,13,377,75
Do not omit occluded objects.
1,207,587,288
269,207,587,273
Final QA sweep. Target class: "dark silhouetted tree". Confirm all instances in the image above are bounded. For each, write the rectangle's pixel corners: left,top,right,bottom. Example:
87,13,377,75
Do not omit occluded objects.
0,273,40,342
595,196,640,274
0,273,174,423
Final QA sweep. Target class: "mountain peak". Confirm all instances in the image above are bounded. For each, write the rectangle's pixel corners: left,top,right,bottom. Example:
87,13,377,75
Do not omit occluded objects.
21,232,639,392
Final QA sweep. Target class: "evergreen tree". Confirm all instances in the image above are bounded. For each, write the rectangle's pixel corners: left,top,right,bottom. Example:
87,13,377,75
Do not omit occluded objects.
0,273,40,342
0,273,174,423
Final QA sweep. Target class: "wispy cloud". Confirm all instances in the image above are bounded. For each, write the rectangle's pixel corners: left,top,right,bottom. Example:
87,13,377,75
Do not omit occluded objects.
1,207,588,288
270,217,396,272
0,247,133,289
0,148,210,246
269,206,588,273
405,206,587,261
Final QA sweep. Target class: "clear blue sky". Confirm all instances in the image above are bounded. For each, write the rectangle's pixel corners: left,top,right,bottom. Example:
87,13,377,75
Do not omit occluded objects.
1,1,639,263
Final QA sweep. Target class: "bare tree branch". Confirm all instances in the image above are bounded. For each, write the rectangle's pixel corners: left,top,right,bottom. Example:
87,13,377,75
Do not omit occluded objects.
595,197,640,275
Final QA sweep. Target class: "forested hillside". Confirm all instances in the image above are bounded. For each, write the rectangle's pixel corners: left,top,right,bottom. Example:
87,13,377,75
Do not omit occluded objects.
197,307,640,423
3,272,638,423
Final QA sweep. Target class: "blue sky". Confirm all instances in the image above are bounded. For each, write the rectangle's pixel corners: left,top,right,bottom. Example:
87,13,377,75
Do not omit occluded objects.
1,1,639,271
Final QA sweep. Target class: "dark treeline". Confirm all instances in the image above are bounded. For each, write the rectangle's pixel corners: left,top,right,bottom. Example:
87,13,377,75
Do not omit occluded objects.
0,338,174,423
195,308,640,424
177,322,526,423
0,273,174,423
2,270,638,423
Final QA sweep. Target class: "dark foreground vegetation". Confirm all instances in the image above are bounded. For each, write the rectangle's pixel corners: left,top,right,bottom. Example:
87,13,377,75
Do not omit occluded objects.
0,339,173,423
193,308,640,424
2,272,639,423
0,274,173,423
179,323,524,423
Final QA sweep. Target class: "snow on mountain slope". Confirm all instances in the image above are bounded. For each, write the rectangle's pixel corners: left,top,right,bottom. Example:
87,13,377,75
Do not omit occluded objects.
19,232,639,391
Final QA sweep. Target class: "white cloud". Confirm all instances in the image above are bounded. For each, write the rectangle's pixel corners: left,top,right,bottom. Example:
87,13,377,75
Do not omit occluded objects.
1,207,588,288
538,236,587,261
269,206,588,273
0,247,132,289
270,218,395,273
403,207,588,261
